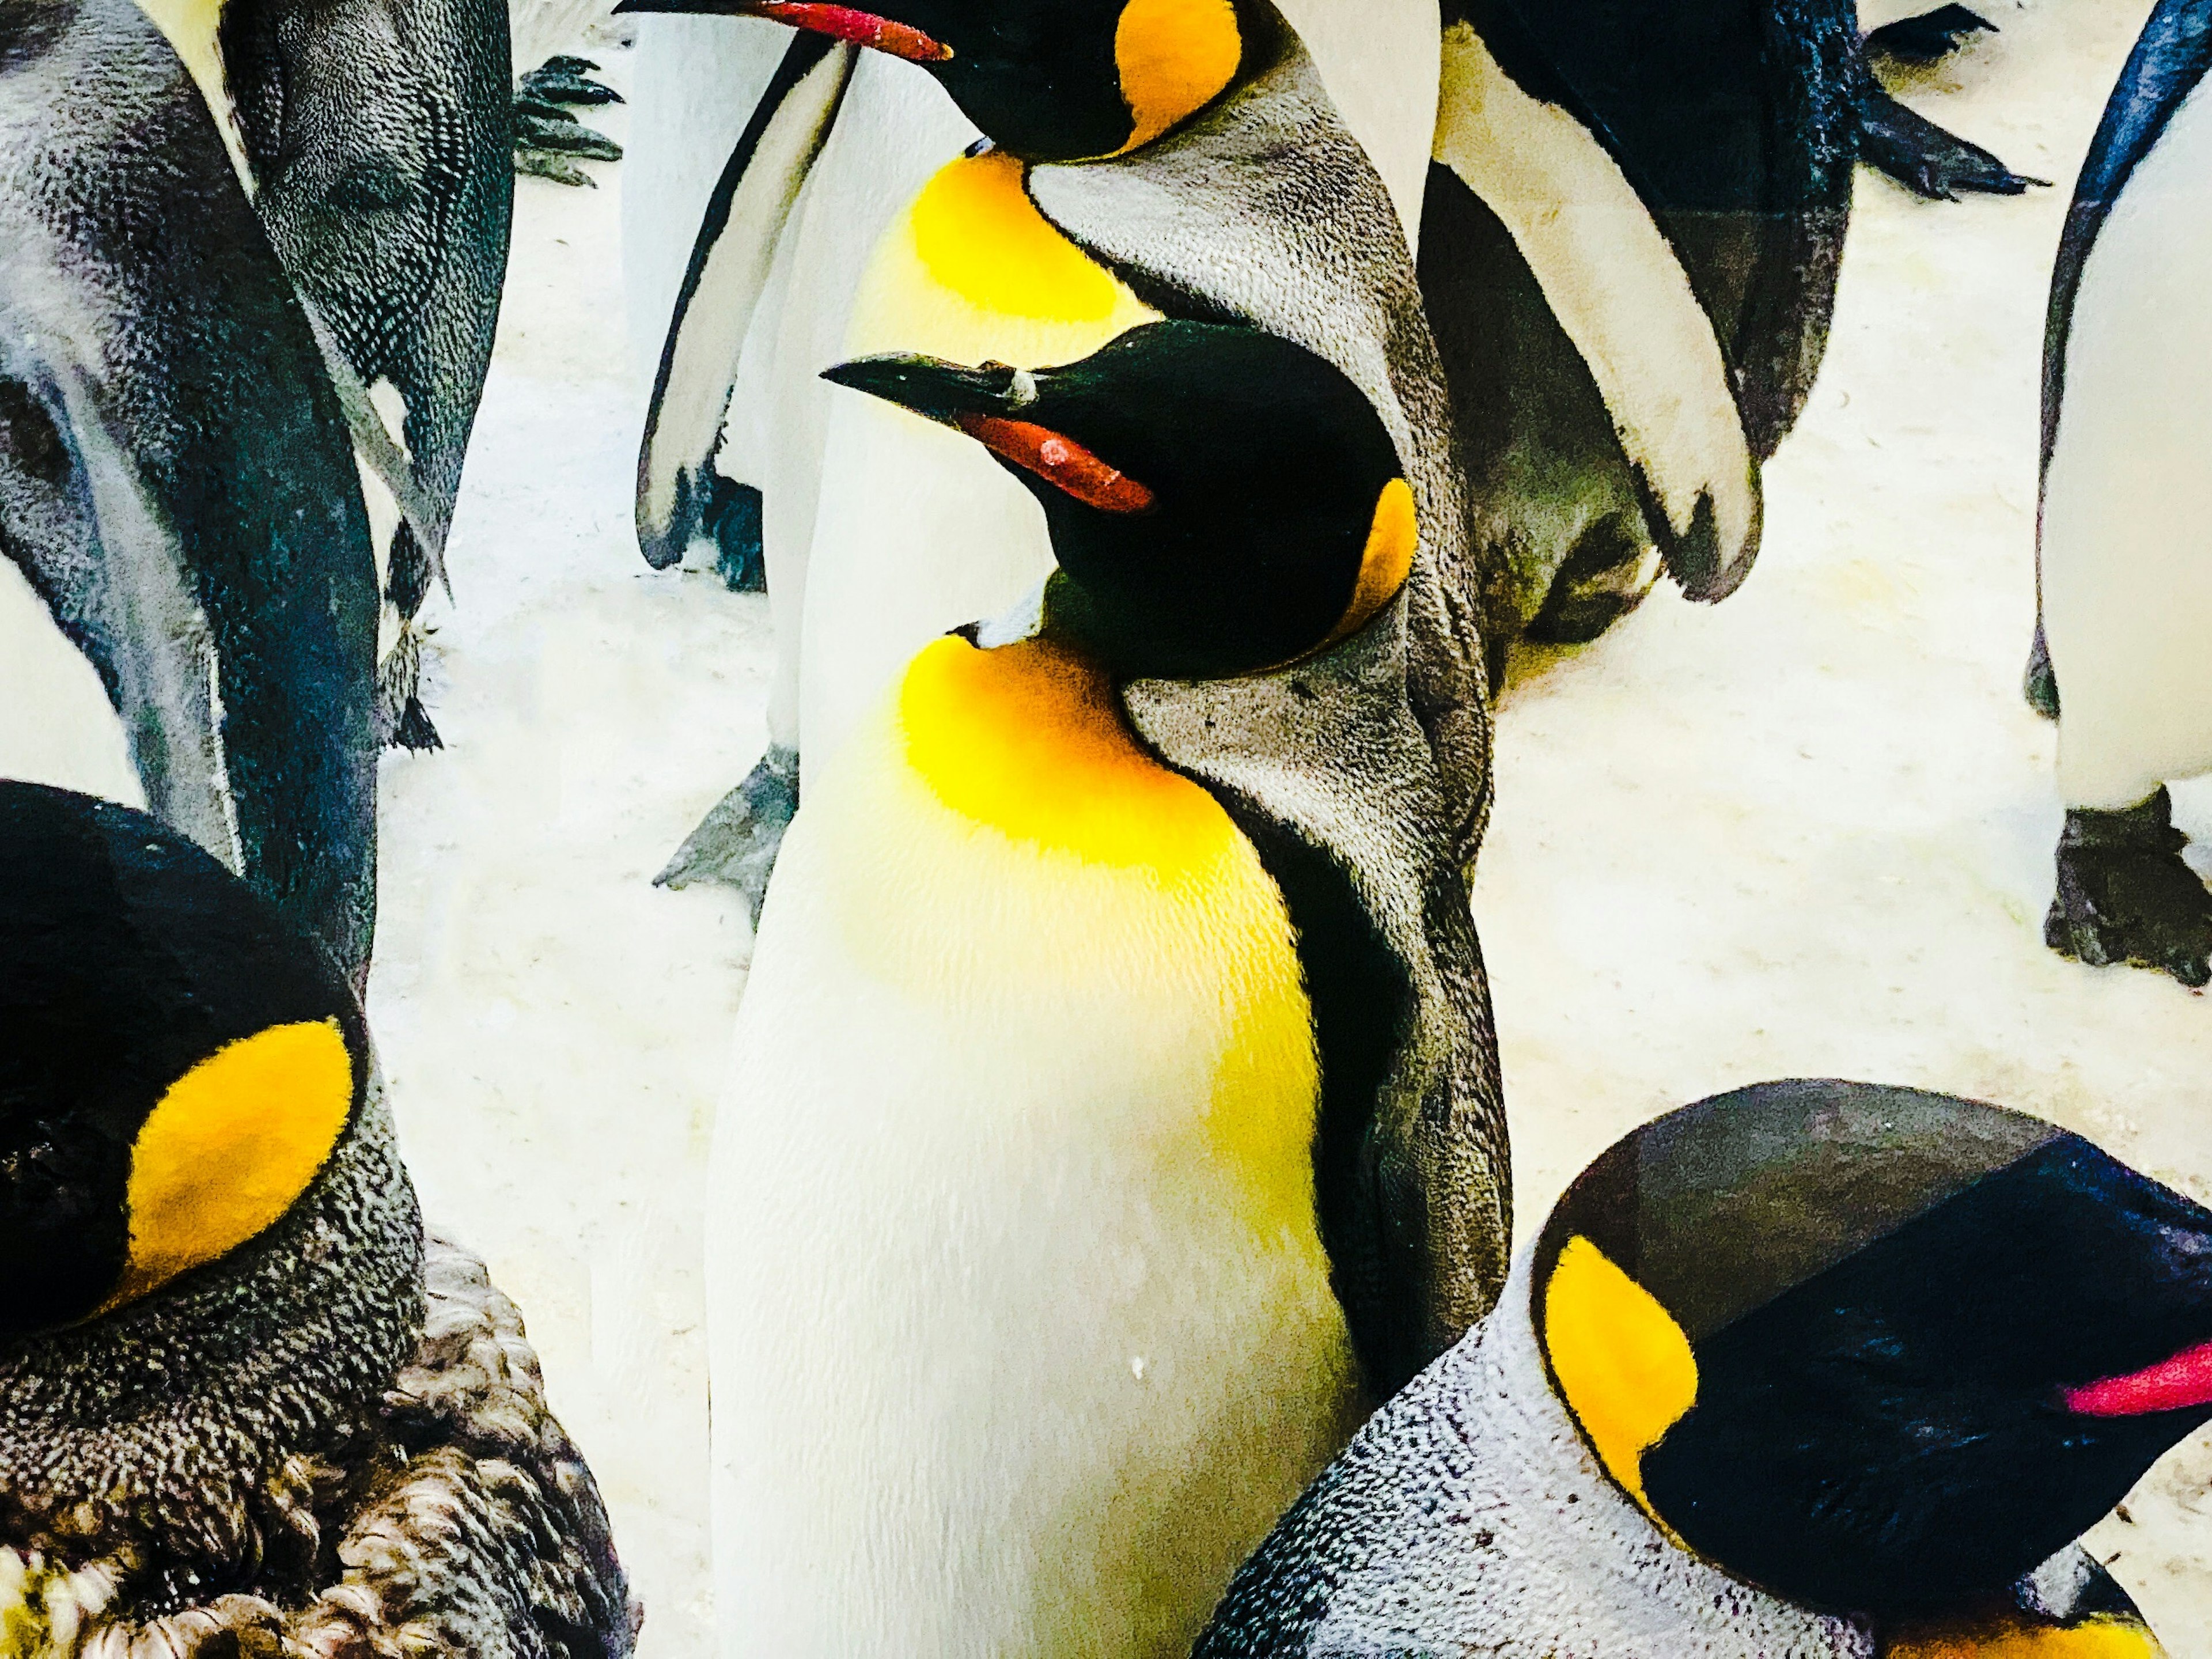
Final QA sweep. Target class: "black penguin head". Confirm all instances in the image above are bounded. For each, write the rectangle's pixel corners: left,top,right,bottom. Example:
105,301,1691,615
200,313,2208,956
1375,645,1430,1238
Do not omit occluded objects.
615,0,1268,159
0,783,369,1336
1533,1080,2212,1620
823,320,1414,680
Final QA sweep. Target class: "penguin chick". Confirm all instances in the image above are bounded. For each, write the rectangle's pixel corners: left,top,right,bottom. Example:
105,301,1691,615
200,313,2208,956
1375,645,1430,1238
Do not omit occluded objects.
706,319,1505,1652
0,781,638,1658
1194,1080,2202,1657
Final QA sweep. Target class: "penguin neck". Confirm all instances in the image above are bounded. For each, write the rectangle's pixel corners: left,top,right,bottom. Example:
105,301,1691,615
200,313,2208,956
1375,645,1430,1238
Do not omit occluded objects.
1306,1244,1877,1656
131,0,257,198
0,1087,423,1581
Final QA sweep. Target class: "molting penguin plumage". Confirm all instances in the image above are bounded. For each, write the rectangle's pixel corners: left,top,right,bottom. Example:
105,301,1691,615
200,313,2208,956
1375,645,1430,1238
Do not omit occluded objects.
2031,0,2212,987
136,0,514,748
0,0,380,983
1195,1079,2199,1656
624,0,1487,931
707,320,1506,1653
0,781,638,1657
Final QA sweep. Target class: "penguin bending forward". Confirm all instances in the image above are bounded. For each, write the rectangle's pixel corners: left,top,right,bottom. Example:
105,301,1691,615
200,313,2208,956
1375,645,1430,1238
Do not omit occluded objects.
2033,0,2212,986
707,320,1506,1653
1,0,381,984
135,0,513,748
1195,1080,2198,1657
0,782,638,1657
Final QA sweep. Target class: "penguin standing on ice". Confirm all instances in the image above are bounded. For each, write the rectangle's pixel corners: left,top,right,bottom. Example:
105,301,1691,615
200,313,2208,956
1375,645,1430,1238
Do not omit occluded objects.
2031,0,2212,987
623,0,1492,923
139,0,514,748
708,321,1506,1654
1196,1080,2198,1657
0,782,638,1657
1,0,380,982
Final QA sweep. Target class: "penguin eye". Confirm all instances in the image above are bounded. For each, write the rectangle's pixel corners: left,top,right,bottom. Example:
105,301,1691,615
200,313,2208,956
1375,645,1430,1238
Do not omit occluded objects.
101,1019,356,1312
1113,0,1243,150
1542,1235,1700,1522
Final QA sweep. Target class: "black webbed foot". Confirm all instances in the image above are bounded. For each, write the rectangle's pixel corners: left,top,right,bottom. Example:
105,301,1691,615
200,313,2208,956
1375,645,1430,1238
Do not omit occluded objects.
1524,516,1661,646
1865,5,1995,63
513,58,623,183
1856,84,2044,198
2046,788,2212,987
655,747,801,923
703,477,766,592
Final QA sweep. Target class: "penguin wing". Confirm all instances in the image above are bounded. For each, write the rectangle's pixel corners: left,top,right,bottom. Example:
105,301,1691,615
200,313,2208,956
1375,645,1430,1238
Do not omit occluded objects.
1028,31,1496,873
2043,0,2212,480
284,1234,641,1658
1123,608,1510,1398
1431,6,1762,603
634,31,855,568
0,0,381,980
1467,0,1854,460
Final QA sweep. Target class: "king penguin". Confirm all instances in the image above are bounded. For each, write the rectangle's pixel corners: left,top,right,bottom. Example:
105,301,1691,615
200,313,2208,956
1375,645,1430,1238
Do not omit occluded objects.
2031,0,2212,987
707,319,1506,1654
1,0,381,984
0,781,639,1656
1195,1080,2199,1657
624,0,1490,931
135,0,513,748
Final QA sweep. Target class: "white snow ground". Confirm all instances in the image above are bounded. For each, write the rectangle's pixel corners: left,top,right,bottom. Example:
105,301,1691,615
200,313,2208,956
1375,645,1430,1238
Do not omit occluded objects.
369,5,2212,1652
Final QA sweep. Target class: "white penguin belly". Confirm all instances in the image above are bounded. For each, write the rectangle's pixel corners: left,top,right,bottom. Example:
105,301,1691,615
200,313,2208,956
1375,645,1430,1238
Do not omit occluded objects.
796,150,1161,780
2042,78,2212,809
710,636,1358,1658
0,556,145,809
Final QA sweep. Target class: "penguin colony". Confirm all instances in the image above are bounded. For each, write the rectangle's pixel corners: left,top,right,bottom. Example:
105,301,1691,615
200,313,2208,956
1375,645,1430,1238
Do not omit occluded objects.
6,0,2212,1655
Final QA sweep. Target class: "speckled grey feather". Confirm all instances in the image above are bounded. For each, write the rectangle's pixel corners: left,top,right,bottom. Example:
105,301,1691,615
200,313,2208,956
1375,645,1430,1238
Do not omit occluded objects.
1192,1245,1877,1658
1123,596,1510,1382
0,1090,637,1659
1029,20,1496,874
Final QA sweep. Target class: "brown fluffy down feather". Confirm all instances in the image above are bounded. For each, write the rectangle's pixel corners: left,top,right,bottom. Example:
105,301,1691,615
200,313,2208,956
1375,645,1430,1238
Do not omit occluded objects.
18,1234,640,1659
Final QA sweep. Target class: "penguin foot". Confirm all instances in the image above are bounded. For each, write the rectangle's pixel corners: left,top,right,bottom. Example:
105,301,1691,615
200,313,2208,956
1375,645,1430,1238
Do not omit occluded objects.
514,111,623,162
2046,789,2212,987
516,151,596,187
654,747,801,921
513,62,622,184
704,477,766,592
1524,522,1662,646
1856,85,2045,199
376,621,444,752
518,57,624,107
1865,5,1995,63
2023,622,2059,719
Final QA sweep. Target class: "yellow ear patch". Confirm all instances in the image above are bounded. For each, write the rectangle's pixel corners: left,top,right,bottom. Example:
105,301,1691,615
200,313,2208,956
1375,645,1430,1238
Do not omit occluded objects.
105,1019,354,1309
1321,478,1416,650
909,151,1127,325
897,634,1237,878
1884,1614,2165,1658
1543,1234,1699,1518
1115,0,1244,152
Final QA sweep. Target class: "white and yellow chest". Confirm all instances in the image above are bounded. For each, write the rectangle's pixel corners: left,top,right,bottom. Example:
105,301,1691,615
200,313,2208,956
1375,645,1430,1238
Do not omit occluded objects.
708,636,1357,1655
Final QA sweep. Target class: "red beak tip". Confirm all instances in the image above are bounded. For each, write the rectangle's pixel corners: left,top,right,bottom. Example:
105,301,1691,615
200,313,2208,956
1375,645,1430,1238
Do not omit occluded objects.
2065,1336,2212,1418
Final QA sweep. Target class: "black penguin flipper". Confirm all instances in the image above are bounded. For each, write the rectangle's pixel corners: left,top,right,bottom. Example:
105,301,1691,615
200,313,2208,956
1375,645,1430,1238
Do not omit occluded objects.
1853,79,2042,198
634,30,855,571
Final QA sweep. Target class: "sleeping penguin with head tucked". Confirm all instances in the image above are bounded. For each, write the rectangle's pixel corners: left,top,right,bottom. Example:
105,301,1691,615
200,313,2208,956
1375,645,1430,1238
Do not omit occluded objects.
1194,1079,2202,1656
0,780,638,1657
704,317,1505,1654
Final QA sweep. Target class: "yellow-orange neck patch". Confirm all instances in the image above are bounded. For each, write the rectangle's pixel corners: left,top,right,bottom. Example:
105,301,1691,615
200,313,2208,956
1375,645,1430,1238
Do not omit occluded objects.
910,150,1125,325
1884,1614,2165,1658
1115,0,1244,152
1321,477,1416,650
1542,1234,1699,1522
896,634,1234,878
104,1018,354,1310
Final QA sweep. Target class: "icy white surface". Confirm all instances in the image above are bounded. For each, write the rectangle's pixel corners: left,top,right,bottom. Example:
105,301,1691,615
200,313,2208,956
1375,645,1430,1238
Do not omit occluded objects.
366,6,2212,1654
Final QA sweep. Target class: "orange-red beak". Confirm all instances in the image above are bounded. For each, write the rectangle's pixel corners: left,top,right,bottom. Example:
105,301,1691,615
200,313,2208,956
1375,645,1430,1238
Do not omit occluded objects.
2065,1335,2212,1416
609,0,952,62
